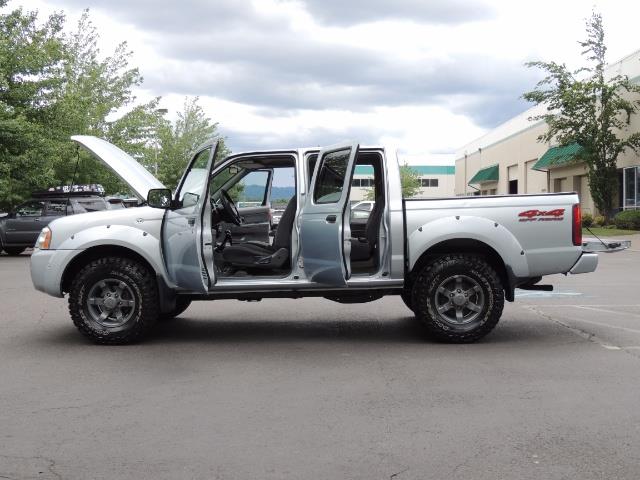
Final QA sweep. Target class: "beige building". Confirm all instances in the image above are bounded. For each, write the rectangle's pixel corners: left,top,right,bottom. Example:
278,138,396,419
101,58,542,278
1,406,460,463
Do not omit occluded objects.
455,49,640,215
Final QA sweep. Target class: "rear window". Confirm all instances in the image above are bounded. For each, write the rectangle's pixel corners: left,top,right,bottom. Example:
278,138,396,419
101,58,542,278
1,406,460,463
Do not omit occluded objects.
45,200,70,215
71,198,108,213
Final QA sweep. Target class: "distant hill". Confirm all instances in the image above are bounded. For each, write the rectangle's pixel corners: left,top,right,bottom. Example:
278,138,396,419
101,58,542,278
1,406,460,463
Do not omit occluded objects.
242,185,295,203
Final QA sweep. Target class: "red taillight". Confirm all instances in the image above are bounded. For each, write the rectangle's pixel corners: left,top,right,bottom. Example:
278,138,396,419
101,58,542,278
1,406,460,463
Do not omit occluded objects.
572,204,582,246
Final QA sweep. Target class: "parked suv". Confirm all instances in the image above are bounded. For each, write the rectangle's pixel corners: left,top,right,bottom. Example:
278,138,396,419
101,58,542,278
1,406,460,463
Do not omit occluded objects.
0,187,109,256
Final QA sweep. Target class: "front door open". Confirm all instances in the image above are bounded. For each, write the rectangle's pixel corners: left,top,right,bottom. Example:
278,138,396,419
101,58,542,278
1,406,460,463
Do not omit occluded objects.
161,141,219,292
299,141,359,285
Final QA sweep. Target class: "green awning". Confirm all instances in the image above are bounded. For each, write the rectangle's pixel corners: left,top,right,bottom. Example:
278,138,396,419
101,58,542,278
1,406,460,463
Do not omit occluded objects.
533,143,585,171
468,164,499,184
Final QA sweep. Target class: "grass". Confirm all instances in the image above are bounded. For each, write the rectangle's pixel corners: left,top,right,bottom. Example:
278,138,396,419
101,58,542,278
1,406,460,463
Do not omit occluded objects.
582,227,640,236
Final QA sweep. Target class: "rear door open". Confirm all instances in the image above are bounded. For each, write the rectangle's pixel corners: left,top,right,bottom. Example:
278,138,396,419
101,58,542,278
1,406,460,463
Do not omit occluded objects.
299,141,359,285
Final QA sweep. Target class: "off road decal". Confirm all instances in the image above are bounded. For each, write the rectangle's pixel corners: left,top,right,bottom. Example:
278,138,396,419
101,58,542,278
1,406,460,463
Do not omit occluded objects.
518,208,565,222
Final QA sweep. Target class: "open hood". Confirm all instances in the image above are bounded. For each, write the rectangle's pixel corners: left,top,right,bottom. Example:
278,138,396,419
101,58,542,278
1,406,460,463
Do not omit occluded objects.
71,135,166,200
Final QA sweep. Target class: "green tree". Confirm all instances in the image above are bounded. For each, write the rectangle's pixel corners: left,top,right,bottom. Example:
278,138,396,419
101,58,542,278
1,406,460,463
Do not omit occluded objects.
156,97,229,190
0,5,171,208
366,162,421,200
0,1,65,209
46,10,152,194
523,11,640,218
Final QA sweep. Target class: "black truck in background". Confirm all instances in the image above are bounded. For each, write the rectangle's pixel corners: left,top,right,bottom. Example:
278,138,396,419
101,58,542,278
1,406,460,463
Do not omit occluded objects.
0,186,134,255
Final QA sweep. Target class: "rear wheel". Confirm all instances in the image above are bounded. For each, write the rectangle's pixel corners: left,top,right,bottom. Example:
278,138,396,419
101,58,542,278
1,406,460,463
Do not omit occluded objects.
68,256,159,344
412,254,504,343
4,247,25,256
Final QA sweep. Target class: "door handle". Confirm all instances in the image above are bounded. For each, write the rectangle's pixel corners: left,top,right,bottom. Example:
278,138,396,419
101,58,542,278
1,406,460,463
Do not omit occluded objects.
187,218,196,226
34,218,41,221
325,215,337,223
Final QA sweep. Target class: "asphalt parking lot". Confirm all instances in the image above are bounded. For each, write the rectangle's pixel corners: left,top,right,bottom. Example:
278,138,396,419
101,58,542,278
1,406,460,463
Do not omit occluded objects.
1,240,640,480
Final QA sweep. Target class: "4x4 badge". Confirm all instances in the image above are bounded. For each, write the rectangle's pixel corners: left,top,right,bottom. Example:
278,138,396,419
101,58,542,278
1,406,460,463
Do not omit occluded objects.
518,209,565,222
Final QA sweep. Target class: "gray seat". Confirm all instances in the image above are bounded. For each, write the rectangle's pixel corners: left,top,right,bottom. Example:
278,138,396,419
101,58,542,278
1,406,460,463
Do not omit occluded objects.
222,196,297,270
350,199,384,261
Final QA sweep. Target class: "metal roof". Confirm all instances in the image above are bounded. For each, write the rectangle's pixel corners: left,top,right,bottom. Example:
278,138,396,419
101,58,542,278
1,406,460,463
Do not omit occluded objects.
468,164,499,184
532,143,585,171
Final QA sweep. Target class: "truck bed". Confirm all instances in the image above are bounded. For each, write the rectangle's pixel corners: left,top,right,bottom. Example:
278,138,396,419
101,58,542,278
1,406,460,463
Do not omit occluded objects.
402,193,583,279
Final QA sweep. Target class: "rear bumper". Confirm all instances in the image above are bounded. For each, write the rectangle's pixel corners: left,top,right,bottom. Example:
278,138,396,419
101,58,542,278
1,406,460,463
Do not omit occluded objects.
568,253,598,274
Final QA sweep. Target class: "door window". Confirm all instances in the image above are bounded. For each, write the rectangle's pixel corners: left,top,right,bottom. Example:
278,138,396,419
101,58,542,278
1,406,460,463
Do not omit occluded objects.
229,170,270,207
16,201,44,216
177,147,212,207
313,148,352,204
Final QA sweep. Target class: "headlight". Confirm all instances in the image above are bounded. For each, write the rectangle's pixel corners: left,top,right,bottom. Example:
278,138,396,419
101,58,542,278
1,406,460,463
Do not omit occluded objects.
35,227,52,250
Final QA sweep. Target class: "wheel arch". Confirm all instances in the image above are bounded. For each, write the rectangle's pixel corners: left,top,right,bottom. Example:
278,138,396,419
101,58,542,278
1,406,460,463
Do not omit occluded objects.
61,244,178,315
61,245,156,294
409,238,516,302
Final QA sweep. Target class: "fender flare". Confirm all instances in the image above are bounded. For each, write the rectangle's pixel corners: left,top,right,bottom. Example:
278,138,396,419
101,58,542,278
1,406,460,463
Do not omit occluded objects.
56,224,167,280
407,215,530,278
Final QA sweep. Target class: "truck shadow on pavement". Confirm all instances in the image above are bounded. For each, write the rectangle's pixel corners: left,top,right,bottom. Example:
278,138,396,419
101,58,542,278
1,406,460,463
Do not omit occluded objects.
143,314,548,346
41,313,558,347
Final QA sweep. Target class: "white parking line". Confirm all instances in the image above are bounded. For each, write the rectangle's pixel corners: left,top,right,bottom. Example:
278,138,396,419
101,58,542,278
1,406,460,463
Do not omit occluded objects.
546,316,640,335
523,304,640,308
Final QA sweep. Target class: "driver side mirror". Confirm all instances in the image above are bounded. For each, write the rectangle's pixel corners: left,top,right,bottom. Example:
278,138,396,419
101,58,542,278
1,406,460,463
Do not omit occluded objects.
147,188,173,209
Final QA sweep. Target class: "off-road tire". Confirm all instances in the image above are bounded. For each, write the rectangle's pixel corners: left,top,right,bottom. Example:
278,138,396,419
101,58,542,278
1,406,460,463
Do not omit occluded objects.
159,297,192,320
411,254,504,343
5,247,25,256
68,256,159,345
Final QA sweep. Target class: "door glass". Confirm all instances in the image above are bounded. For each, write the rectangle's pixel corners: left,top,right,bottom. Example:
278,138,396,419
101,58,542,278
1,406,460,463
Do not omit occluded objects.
16,201,44,216
229,170,269,207
313,148,351,204
45,200,70,215
178,147,212,207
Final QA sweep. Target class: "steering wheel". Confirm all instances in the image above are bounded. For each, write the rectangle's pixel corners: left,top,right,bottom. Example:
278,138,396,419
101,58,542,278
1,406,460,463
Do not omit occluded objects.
219,189,242,225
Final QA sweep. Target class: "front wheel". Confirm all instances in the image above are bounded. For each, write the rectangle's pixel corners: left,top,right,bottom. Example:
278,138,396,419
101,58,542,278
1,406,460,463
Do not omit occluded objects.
411,254,504,343
68,256,159,344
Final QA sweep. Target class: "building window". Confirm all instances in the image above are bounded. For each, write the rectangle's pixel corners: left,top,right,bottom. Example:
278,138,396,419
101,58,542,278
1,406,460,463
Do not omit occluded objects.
508,179,518,194
352,178,361,187
623,166,640,209
420,178,439,187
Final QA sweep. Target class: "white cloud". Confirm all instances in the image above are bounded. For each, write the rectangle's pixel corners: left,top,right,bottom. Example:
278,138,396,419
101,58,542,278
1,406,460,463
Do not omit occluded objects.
16,0,640,159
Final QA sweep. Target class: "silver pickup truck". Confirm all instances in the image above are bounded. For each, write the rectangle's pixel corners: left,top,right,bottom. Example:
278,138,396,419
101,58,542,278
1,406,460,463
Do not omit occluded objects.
31,136,598,344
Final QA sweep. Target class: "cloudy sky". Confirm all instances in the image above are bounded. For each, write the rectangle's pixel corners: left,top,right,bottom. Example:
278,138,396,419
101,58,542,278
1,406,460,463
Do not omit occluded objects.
20,0,640,164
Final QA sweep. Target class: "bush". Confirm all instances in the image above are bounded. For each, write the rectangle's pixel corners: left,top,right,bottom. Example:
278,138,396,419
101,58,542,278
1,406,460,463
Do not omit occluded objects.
593,215,605,226
581,213,593,227
613,210,640,230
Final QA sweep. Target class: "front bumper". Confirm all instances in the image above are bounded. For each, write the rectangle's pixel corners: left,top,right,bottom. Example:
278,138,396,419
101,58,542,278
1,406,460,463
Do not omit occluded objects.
30,248,80,297
568,252,598,274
